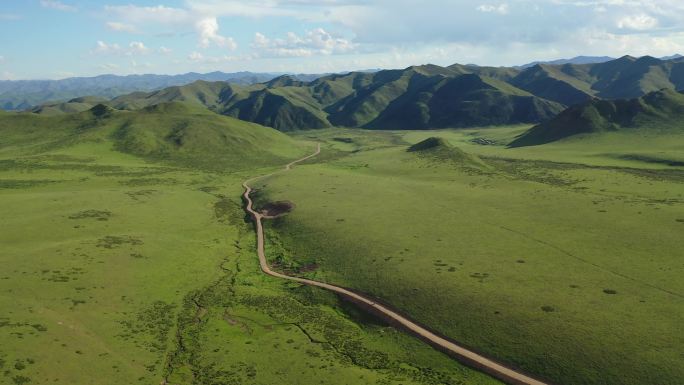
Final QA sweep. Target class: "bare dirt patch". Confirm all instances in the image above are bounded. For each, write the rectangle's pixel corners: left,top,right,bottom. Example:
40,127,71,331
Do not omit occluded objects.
259,201,295,218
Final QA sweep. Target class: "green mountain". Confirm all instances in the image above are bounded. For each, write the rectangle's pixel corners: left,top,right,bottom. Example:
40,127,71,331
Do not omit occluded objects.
30,96,109,115
364,73,563,129
26,56,684,132
510,64,595,106
0,102,304,170
509,89,684,147
81,65,561,131
511,56,684,105
0,71,292,111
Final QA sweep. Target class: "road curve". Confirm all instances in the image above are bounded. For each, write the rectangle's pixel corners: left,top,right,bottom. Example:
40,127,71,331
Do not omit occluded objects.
242,143,550,385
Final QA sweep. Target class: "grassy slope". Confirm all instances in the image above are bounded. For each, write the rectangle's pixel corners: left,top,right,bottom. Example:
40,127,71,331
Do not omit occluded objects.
0,102,307,171
510,89,684,147
256,127,684,385
510,64,595,106
0,109,499,385
362,73,564,130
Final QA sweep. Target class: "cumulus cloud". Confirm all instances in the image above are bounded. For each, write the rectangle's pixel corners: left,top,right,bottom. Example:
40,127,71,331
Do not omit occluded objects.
196,17,237,49
476,4,509,14
100,0,684,69
128,42,149,55
40,0,77,12
104,5,237,50
617,14,658,30
188,51,204,62
92,41,151,56
253,29,355,57
158,46,173,55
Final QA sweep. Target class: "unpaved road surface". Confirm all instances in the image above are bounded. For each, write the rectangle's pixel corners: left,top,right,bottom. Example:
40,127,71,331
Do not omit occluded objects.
242,144,550,385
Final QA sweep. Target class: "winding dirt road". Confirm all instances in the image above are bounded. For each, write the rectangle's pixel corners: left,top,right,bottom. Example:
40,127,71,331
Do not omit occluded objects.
242,144,550,385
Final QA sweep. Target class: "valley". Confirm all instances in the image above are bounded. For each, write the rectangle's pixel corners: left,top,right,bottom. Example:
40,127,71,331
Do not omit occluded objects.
1,55,684,385
253,128,684,385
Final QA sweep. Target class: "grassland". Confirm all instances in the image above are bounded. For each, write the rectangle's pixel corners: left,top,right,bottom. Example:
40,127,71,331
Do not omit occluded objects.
255,127,684,385
0,110,499,385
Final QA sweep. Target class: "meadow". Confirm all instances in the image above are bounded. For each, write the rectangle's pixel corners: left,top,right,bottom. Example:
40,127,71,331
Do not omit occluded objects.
0,113,498,385
255,127,684,385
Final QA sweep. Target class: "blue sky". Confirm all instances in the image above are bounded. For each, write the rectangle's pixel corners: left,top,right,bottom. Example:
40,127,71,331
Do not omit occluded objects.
2,0,684,79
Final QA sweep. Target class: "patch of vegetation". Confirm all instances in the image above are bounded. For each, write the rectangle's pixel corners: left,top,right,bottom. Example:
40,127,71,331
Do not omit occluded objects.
0,179,58,189
69,210,112,221
119,301,176,355
96,235,143,249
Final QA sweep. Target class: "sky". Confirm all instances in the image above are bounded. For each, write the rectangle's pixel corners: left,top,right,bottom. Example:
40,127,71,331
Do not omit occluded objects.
2,0,684,80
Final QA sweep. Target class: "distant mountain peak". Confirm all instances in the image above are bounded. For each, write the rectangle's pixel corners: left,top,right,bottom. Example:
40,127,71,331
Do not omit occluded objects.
519,56,615,69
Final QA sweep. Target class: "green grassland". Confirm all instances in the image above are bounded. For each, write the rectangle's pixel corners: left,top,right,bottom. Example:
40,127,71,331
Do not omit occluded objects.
254,127,684,385
0,108,499,385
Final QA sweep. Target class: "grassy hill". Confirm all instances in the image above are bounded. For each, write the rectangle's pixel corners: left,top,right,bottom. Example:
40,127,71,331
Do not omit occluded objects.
407,136,489,170
256,128,684,385
510,89,684,147
1,102,306,171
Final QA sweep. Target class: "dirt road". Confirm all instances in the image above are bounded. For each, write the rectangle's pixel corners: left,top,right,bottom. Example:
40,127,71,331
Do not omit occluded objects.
242,143,551,385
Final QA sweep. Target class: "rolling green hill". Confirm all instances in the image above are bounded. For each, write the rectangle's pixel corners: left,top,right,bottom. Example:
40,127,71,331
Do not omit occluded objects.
510,89,684,147
407,136,489,170
1,102,305,170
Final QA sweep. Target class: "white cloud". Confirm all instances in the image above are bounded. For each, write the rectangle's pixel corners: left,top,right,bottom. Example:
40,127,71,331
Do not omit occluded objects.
92,41,151,56
106,22,138,33
185,0,298,18
128,42,149,55
104,5,239,50
158,46,173,55
617,14,659,30
476,4,509,14
188,51,204,62
253,28,356,58
196,17,237,49
88,0,684,74
40,0,77,12
93,41,122,55
103,5,191,24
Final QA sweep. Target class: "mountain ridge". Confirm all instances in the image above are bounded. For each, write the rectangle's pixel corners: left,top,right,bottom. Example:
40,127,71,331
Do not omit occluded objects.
0,71,329,111
510,88,684,147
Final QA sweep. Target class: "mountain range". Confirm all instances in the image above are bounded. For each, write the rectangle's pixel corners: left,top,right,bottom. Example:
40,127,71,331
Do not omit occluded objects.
0,71,327,111
22,55,684,133
518,54,683,68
